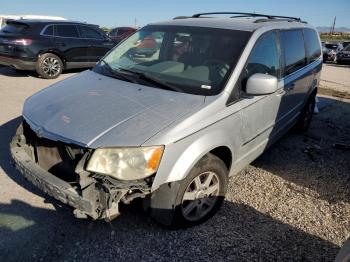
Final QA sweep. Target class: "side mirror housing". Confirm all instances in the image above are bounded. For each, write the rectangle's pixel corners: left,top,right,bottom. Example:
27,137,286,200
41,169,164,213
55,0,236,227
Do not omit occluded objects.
246,73,278,96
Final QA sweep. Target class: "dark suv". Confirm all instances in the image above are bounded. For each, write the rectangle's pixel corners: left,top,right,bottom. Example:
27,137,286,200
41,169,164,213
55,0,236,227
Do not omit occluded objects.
0,20,114,78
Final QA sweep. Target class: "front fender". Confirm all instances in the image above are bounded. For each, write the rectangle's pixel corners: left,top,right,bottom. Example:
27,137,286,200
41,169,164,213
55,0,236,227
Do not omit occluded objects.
151,129,234,191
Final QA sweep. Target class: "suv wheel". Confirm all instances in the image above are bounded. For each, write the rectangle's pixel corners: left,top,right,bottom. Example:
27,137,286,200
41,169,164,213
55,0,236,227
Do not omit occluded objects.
36,53,63,79
294,92,316,132
150,153,228,228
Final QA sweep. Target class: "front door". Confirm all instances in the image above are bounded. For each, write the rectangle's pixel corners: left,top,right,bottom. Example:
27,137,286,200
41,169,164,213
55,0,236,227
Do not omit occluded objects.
79,25,114,63
53,24,90,67
233,30,285,167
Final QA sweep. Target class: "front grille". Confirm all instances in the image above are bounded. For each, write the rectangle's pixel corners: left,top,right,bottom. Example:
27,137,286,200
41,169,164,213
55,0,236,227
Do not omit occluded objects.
23,121,87,183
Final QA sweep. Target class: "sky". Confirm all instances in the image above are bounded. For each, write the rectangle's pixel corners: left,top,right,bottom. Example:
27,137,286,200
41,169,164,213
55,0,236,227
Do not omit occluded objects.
1,0,350,28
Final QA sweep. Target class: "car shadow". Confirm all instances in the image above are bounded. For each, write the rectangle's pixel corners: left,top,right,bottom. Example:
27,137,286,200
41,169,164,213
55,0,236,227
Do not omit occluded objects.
0,66,87,78
251,96,350,204
0,199,340,261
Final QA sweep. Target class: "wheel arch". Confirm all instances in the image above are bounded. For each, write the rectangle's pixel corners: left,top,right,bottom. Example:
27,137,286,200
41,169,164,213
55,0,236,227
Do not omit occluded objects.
37,50,67,68
151,130,234,192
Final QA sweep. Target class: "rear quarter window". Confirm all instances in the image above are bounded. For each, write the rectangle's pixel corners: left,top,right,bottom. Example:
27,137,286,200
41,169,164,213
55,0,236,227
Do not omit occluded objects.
304,28,321,63
280,29,306,76
42,25,54,36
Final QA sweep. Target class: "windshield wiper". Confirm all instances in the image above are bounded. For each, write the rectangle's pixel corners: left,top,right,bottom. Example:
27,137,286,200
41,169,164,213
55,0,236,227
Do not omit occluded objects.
117,68,180,92
99,60,137,83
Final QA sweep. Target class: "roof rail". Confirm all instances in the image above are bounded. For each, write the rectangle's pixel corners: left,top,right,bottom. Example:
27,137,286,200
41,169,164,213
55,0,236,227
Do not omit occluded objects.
191,12,304,23
173,16,191,20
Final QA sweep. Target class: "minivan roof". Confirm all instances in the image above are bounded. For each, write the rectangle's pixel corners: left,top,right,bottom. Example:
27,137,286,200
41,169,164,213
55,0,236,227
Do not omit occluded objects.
149,16,313,32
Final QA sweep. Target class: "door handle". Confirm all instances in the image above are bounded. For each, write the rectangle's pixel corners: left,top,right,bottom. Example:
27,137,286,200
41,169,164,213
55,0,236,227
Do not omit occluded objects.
58,42,66,47
285,83,295,92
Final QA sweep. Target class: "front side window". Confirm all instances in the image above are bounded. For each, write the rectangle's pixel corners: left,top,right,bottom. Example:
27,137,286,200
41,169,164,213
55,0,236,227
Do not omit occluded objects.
233,31,279,97
55,25,79,38
94,25,251,96
80,26,103,39
280,30,306,76
245,31,280,80
304,28,321,63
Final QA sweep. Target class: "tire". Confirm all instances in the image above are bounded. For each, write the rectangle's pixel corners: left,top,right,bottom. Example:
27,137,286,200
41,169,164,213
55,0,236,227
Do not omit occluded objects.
294,92,316,132
150,153,228,228
36,53,63,79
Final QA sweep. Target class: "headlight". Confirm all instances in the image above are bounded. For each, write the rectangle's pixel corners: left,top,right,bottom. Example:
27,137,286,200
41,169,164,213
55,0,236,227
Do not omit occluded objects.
86,146,164,180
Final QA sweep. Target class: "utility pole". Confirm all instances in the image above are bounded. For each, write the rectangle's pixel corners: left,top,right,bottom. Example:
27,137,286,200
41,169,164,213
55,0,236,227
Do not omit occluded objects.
330,16,336,34
134,18,137,28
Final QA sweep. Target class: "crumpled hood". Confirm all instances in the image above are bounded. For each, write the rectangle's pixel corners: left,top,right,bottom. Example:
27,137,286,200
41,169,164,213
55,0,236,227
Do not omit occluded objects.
23,70,205,148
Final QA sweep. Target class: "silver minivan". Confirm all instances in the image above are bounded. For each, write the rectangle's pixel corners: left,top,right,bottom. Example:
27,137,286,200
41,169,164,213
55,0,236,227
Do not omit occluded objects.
11,12,322,228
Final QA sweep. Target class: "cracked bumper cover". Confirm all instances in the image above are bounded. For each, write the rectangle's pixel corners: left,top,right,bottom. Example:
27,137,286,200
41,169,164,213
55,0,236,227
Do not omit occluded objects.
10,135,95,217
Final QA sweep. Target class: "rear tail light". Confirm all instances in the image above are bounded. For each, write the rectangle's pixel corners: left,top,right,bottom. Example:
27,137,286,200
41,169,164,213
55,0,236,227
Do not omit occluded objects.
12,39,33,45
2,38,32,46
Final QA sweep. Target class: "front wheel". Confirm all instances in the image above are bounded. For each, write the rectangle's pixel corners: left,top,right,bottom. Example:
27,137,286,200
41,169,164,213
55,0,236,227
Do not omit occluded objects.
150,153,228,228
36,53,63,79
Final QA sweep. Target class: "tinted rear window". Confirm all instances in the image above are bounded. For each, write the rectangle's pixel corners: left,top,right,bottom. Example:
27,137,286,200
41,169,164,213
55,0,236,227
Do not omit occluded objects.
1,23,28,33
304,28,321,63
280,30,306,76
56,25,79,38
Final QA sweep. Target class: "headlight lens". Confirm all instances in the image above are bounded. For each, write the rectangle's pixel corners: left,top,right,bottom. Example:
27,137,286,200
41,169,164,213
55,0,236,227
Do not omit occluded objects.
86,146,164,180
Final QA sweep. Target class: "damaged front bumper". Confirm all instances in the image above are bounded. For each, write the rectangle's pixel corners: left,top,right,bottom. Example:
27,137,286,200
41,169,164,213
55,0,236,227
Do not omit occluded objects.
10,122,151,221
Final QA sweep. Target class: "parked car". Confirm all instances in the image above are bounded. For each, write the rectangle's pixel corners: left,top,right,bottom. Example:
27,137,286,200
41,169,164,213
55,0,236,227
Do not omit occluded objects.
337,44,350,64
0,14,66,29
323,42,343,62
342,41,350,49
11,12,322,228
0,19,114,78
107,27,136,44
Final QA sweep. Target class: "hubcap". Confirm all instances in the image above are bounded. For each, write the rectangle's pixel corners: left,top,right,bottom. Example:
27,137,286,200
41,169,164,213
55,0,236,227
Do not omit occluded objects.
181,171,220,221
42,57,61,77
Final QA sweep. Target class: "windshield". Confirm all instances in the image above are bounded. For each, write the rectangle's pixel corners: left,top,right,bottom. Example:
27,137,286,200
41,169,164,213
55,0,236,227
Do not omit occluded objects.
94,25,251,95
344,45,350,51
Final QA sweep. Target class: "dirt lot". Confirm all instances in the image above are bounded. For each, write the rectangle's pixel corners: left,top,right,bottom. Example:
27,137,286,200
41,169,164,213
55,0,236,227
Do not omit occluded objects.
0,65,349,261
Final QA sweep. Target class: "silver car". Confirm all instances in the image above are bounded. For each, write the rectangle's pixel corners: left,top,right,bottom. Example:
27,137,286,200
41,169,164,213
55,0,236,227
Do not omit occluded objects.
11,12,322,228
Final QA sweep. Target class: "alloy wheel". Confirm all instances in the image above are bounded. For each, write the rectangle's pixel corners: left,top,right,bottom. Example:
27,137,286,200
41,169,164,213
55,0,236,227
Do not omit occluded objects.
42,57,61,77
181,171,220,221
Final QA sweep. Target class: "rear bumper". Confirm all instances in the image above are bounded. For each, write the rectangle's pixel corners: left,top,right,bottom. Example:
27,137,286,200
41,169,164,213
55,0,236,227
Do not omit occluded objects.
0,55,36,70
10,132,95,217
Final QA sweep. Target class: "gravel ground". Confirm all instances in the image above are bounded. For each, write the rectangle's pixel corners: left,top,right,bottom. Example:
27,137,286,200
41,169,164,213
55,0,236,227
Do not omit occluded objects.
320,63,350,98
0,67,349,261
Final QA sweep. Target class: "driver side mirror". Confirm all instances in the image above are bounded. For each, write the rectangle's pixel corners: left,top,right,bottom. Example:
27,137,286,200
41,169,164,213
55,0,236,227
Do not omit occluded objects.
246,73,278,96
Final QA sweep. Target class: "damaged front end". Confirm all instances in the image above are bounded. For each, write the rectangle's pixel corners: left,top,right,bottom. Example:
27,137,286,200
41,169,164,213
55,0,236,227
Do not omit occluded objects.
10,120,153,221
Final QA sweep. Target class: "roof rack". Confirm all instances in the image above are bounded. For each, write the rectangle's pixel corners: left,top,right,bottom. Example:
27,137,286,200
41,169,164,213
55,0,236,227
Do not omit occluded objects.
190,12,305,23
